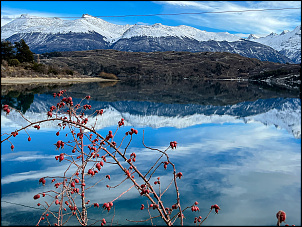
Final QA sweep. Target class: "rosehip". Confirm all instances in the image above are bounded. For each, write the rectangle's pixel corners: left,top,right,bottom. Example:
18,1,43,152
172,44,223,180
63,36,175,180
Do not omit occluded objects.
276,210,286,223
33,194,40,200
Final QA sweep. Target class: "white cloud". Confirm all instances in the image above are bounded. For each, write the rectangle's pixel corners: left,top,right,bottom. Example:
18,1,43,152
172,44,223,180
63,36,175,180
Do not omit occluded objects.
155,1,301,35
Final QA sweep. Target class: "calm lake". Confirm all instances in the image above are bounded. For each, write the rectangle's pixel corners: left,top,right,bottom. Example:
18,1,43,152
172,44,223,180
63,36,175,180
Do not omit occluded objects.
1,79,301,226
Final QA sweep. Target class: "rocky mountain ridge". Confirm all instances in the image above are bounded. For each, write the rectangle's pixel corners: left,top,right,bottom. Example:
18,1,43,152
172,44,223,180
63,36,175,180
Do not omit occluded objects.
247,25,301,63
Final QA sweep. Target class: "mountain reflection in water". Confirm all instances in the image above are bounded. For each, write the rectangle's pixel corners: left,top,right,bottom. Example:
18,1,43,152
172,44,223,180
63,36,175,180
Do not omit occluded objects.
1,79,301,138
1,79,301,226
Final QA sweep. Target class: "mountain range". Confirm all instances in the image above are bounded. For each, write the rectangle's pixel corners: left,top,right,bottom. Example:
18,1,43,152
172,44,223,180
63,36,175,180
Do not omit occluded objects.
247,25,301,64
1,14,300,64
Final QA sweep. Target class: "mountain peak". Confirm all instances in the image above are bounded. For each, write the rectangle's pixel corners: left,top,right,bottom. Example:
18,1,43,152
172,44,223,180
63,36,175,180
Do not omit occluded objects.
280,30,289,35
19,14,32,19
247,34,259,40
268,32,278,36
82,14,95,18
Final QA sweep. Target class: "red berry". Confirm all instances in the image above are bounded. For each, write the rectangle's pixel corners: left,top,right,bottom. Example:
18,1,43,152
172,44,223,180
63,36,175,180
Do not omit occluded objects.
28,137,31,141
33,194,40,200
276,210,286,223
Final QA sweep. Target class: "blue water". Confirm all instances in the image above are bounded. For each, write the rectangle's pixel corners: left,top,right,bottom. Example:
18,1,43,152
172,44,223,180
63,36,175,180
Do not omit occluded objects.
1,83,301,226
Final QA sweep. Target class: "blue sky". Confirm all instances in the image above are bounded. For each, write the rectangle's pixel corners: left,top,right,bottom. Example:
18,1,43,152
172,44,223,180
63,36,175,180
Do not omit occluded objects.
1,1,301,37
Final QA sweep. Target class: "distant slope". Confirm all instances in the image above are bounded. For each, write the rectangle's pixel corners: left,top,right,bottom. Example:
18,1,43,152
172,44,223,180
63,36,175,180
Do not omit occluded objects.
247,25,301,63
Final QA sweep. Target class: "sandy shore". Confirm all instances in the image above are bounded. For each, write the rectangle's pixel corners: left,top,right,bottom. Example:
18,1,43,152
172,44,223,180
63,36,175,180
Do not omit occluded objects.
1,77,118,85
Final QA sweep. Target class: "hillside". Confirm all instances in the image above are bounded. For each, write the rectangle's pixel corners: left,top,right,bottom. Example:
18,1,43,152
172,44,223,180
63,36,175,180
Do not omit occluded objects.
39,49,300,88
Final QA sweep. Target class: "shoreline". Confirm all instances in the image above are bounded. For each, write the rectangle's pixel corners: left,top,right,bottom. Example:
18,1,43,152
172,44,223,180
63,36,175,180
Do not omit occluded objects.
1,77,119,85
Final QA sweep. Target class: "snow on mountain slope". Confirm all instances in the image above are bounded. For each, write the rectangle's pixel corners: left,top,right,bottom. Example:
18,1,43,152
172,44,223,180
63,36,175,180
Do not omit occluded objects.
247,25,301,63
1,14,132,43
120,23,240,42
1,14,240,43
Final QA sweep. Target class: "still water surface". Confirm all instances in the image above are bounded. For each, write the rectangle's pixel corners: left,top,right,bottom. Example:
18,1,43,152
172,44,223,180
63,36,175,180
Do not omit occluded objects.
1,80,301,226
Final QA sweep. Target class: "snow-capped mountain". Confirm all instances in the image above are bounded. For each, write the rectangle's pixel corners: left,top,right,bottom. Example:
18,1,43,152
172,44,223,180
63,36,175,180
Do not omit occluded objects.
1,14,297,63
1,14,241,43
247,25,301,63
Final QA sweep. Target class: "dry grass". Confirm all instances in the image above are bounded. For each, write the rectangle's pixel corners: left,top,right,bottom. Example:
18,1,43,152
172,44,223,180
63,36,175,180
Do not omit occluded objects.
98,71,118,80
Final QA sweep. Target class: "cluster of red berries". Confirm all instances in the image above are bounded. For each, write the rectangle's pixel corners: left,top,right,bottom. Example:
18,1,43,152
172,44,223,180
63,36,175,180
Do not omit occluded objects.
101,218,106,226
77,132,83,139
87,145,97,152
140,184,150,195
171,204,178,210
102,202,113,211
94,203,100,208
140,204,145,210
149,204,159,210
170,141,178,149
125,128,138,136
97,109,104,115
34,125,41,130
105,130,113,140
83,104,91,110
55,140,64,149
54,182,63,189
210,204,220,214
11,131,18,137
176,172,183,179
39,177,46,186
88,168,99,176
154,177,160,185
105,175,111,180
82,117,88,124
85,95,91,100
191,205,200,212
55,153,64,162
194,216,202,223
118,118,125,127
163,161,169,169
127,152,136,163
2,104,10,114
53,90,66,98
47,105,57,117
96,161,104,171
68,204,77,212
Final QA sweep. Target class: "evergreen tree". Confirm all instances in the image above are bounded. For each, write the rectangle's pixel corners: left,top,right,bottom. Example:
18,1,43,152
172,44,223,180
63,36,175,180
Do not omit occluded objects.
1,41,15,61
14,39,34,63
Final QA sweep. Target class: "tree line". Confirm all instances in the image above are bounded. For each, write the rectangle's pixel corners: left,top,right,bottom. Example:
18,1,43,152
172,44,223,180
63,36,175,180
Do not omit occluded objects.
1,39,34,66
1,39,75,76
